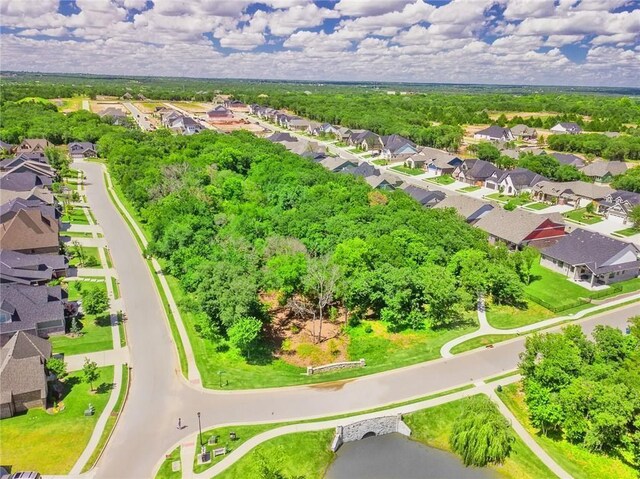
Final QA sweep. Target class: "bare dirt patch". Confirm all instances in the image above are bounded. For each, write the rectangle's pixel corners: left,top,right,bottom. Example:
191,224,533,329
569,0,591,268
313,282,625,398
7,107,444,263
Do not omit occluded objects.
91,102,127,115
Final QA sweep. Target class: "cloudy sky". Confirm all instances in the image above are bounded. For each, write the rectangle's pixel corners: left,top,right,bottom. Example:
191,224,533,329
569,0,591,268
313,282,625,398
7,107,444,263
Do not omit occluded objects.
1,0,639,87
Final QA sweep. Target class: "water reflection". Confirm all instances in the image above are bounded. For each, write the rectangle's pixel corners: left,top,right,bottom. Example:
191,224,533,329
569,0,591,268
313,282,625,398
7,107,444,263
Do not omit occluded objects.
325,433,498,479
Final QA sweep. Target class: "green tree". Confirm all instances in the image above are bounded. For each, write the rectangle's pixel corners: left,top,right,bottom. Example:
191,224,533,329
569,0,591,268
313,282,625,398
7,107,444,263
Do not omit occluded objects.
474,142,501,163
450,396,515,466
629,205,640,229
82,287,109,315
228,317,263,358
46,357,67,379
82,358,99,391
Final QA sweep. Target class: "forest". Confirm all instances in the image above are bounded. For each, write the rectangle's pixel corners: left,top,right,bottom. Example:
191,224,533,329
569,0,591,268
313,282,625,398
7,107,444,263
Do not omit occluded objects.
548,133,640,161
519,321,640,466
94,125,537,354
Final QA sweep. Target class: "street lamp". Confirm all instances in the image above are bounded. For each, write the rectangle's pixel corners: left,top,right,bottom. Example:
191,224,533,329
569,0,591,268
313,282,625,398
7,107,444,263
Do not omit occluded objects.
197,411,203,447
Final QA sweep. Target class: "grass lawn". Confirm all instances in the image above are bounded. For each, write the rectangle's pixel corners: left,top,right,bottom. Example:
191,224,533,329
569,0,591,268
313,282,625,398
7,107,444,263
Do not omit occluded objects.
50,311,113,356
166,275,477,389
117,311,127,347
0,366,114,474
450,333,519,354
104,248,113,268
216,430,334,479
62,207,89,225
68,246,102,268
156,446,181,479
564,207,603,225
497,383,639,479
390,165,424,176
524,202,551,210
425,174,455,185
58,97,85,111
486,299,555,329
111,277,120,299
372,159,388,166
457,185,480,193
485,193,532,206
614,227,640,237
65,279,107,301
62,231,94,239
82,365,129,472
404,395,555,479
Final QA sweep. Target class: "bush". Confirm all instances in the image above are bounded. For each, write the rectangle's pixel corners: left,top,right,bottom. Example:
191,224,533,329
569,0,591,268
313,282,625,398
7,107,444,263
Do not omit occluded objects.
82,286,109,315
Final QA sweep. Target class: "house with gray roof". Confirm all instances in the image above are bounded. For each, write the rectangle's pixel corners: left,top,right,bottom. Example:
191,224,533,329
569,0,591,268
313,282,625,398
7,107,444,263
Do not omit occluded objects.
598,190,640,225
485,168,546,195
68,142,97,159
0,157,55,177
319,157,358,172
342,162,380,179
434,195,495,224
401,185,445,207
0,140,14,154
412,147,462,176
0,331,52,418
16,139,52,154
580,160,628,183
349,130,383,151
454,159,501,186
550,122,582,135
532,181,613,208
0,197,58,224
380,134,418,160
510,124,537,140
0,284,65,346
0,172,53,191
540,229,640,286
267,132,298,143
474,208,566,249
551,152,585,168
0,251,67,285
0,186,54,206
473,125,514,142
365,175,396,191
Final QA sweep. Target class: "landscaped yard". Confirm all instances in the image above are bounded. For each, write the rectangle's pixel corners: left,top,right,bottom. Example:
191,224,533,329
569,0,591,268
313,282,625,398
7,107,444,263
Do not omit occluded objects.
564,207,603,225
0,366,114,474
111,277,120,299
486,299,555,329
156,446,181,479
65,279,107,301
68,245,102,268
50,310,113,355
404,395,555,479
216,430,334,479
391,165,424,176
372,159,388,165
61,207,89,225
524,202,551,210
165,275,477,389
425,174,455,185
457,185,480,193
497,383,639,479
485,193,532,206
61,231,94,239
614,226,640,237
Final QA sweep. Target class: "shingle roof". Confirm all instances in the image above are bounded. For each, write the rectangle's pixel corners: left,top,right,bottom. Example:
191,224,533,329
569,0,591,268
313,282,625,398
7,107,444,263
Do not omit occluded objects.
541,229,639,274
434,194,494,219
608,190,640,205
319,157,357,172
0,250,67,285
0,208,59,252
68,142,96,153
0,284,64,336
475,125,511,139
401,185,445,206
580,160,628,178
0,172,52,192
0,197,57,223
510,124,536,136
381,134,416,153
0,331,51,405
0,187,53,206
551,152,585,167
474,208,564,245
532,180,613,200
344,162,380,178
464,159,500,180
267,132,298,143
498,168,546,188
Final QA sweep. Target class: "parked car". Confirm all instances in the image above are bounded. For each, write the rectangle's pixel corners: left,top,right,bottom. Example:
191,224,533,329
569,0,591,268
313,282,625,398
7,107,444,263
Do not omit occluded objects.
3,473,42,479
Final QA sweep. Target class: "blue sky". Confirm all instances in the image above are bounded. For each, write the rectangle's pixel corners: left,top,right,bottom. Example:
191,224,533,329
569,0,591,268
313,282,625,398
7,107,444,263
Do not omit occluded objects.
1,0,639,86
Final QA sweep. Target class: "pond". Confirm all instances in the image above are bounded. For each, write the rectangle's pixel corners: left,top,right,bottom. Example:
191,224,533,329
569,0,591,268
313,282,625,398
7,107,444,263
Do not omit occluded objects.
325,433,498,479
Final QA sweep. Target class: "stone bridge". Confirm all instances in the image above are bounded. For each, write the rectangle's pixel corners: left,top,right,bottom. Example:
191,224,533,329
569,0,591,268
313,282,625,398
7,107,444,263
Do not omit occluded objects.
331,415,412,451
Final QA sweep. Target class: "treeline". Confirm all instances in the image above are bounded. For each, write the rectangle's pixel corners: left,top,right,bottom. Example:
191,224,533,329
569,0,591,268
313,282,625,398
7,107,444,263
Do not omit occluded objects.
520,322,640,464
548,133,640,161
98,129,537,350
0,101,128,144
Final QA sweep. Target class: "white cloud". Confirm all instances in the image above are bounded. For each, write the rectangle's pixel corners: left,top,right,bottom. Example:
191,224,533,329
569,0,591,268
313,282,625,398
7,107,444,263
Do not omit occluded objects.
502,0,556,20
334,0,415,17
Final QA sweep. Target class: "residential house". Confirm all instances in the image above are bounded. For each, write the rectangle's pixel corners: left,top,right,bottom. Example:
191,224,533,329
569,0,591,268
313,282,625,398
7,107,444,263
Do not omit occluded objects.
401,185,445,207
98,107,128,125
418,147,463,176
485,168,546,195
540,229,640,286
342,162,380,179
267,132,298,143
286,118,311,131
319,157,358,172
580,160,628,183
510,124,537,140
0,331,52,418
160,110,182,127
551,152,586,168
334,127,353,142
223,100,248,111
349,130,383,151
0,197,59,224
0,186,54,206
301,151,328,163
473,126,514,142
169,116,204,135
0,157,55,177
305,122,322,136
313,123,339,137
365,175,396,191
68,142,97,160
0,250,67,285
532,181,613,208
206,106,233,122
0,208,59,254
598,190,640,224
0,172,53,192
16,139,52,154
550,122,582,135
0,284,65,345
454,159,501,186
0,140,14,155
434,195,495,224
474,209,566,249
380,134,418,160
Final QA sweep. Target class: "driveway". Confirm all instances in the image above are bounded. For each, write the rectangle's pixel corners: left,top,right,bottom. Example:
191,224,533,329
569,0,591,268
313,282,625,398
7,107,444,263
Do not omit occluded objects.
80,161,640,478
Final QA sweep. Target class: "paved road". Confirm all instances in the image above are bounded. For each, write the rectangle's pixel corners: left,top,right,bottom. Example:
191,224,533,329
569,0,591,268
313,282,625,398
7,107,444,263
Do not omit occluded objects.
79,161,639,478
121,102,153,131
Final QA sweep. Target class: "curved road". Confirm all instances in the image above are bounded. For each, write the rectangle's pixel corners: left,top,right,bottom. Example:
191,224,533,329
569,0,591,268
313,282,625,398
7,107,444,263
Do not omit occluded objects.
78,161,640,478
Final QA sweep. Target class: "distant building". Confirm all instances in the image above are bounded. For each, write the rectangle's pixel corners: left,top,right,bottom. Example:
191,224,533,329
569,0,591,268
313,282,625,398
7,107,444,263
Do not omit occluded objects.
580,160,628,183
550,122,582,135
473,126,514,142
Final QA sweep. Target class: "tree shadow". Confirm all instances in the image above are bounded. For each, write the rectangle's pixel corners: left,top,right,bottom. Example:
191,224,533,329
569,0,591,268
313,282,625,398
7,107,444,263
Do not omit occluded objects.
94,314,111,327
56,375,81,402
96,382,114,394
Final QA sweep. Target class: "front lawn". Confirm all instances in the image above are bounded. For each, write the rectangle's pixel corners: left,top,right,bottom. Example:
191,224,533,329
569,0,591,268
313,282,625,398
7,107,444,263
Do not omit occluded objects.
404,395,555,479
50,311,113,356
457,185,480,193
524,202,551,210
485,193,532,206
450,333,519,354
372,159,388,166
614,227,640,237
0,366,114,474
61,231,94,239
61,207,89,225
486,299,555,329
564,207,603,225
68,246,102,268
497,383,639,479
166,275,477,389
390,165,424,176
425,174,455,185
155,446,181,479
